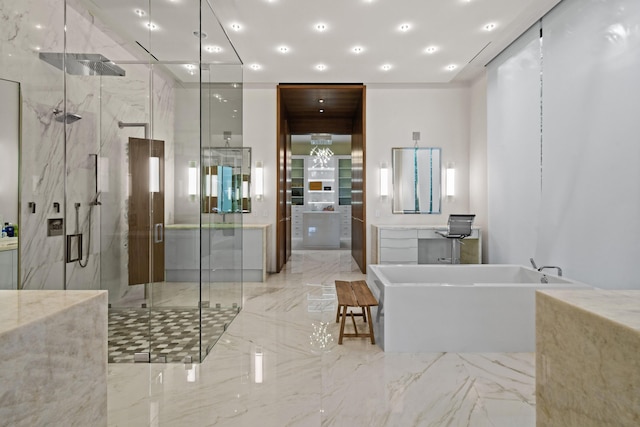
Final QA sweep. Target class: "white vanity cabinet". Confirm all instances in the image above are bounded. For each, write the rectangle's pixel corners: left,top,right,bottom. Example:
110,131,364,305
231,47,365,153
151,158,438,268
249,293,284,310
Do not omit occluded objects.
165,224,270,282
0,246,18,290
372,225,482,264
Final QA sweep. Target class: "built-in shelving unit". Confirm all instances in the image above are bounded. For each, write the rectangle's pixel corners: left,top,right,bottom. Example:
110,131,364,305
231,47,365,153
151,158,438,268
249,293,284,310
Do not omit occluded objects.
291,158,304,206
338,158,351,205
291,155,353,241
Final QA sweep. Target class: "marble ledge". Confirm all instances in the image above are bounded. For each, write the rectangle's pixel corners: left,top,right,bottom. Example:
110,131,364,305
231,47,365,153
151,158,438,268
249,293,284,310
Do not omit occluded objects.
536,289,640,427
537,289,640,331
0,290,108,427
166,223,270,230
0,290,106,333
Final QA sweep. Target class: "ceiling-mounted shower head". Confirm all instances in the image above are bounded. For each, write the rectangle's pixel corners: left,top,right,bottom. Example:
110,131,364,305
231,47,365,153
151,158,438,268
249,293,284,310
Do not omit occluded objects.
53,108,82,124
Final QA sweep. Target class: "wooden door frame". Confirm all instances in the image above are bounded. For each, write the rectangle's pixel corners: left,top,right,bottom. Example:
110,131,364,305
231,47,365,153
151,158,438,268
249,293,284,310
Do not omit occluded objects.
275,84,367,273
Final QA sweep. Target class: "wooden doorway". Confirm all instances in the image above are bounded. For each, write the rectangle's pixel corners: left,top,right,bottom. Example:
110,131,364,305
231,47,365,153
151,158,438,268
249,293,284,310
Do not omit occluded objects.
276,84,367,273
128,137,165,285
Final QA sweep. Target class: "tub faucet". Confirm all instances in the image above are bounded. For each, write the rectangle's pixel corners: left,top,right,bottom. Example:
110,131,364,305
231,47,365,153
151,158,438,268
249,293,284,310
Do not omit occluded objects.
538,266,563,277
530,258,562,276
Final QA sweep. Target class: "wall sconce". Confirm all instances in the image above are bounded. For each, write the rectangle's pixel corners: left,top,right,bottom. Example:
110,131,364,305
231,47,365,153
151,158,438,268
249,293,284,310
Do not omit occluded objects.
446,162,455,197
188,160,198,197
149,157,160,193
380,162,389,198
242,179,249,200
254,161,264,200
254,348,264,384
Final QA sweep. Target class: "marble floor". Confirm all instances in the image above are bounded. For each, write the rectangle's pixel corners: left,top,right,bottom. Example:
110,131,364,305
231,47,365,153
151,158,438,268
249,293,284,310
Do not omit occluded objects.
107,250,536,426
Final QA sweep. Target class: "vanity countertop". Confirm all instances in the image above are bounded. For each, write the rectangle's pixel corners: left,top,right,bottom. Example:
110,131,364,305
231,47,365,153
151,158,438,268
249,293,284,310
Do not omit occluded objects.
303,210,340,214
0,237,17,252
372,224,480,230
166,223,270,230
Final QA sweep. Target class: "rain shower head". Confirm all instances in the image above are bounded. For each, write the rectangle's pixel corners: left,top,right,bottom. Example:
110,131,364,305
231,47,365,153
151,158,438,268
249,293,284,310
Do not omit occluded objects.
39,52,126,77
53,109,82,124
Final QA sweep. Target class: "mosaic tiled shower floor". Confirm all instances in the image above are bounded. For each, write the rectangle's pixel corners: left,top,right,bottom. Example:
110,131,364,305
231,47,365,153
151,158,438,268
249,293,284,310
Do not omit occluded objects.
108,307,238,363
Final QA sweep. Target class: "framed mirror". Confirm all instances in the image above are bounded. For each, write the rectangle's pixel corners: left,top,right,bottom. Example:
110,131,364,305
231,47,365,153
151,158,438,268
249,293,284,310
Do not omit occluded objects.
392,147,442,214
201,147,251,213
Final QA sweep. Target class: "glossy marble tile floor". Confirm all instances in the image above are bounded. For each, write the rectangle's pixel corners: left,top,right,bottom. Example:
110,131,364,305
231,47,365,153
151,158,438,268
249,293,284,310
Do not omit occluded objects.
107,250,536,426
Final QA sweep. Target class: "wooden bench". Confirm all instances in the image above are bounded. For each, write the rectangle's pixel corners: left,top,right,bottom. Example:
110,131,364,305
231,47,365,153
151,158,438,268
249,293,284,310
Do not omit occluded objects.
335,280,378,344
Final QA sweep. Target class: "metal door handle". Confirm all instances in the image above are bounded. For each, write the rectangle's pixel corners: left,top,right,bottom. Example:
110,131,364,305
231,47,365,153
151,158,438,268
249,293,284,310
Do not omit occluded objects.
154,223,163,243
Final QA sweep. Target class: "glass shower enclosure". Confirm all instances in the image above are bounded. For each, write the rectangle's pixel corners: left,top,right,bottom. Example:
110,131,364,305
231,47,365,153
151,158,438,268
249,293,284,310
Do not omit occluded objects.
6,0,244,363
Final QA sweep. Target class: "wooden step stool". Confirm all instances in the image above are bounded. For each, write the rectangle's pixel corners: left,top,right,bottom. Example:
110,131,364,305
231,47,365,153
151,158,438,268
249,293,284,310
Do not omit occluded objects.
335,280,378,345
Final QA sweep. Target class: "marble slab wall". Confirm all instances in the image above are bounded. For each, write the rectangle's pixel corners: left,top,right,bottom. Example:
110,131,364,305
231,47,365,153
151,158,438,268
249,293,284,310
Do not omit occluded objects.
0,290,107,426
536,289,640,426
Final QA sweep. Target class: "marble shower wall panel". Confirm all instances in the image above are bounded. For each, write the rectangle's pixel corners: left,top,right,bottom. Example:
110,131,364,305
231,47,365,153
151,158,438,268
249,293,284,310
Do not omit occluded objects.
0,0,67,289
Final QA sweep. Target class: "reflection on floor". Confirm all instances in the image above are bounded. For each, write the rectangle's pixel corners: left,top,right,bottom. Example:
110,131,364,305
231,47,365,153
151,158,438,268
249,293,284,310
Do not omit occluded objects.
108,307,238,363
107,250,536,426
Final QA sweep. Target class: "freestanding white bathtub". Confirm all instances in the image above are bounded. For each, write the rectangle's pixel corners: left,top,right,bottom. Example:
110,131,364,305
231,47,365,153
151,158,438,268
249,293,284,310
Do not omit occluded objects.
366,264,592,352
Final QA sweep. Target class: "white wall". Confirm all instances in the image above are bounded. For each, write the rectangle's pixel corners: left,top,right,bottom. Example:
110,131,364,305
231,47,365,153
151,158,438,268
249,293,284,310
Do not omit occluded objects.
365,84,471,264
241,85,278,271
242,84,474,270
487,0,640,289
468,74,488,262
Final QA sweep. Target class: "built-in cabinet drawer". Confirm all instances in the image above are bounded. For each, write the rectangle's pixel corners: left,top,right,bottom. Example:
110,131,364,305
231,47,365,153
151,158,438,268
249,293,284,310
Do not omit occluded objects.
380,229,418,240
380,247,418,264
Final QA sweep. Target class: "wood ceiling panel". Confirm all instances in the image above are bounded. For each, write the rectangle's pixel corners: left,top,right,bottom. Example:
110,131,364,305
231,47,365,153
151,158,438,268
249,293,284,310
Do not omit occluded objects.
279,84,363,134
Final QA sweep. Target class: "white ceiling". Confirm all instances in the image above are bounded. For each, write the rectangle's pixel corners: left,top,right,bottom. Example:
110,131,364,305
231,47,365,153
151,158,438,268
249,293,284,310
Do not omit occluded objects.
207,0,562,84
86,0,561,85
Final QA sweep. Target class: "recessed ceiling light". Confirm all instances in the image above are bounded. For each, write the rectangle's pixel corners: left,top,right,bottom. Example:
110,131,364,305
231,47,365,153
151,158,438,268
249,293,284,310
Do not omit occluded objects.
250,63,261,70
278,45,290,53
319,109,324,113
205,45,222,53
318,99,324,103
230,23,242,31
352,46,364,54
424,46,438,54
145,22,158,31
398,23,411,32
314,23,328,32
446,64,457,71
381,64,392,71
134,9,146,17
484,23,497,31
315,64,327,71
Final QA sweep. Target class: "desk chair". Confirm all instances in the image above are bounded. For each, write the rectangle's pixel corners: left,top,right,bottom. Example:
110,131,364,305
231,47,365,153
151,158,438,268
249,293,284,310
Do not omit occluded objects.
436,214,475,264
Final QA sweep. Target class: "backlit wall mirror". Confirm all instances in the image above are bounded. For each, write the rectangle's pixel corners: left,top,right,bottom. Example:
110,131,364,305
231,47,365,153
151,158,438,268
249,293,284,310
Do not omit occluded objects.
201,147,251,213
392,147,442,214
